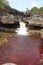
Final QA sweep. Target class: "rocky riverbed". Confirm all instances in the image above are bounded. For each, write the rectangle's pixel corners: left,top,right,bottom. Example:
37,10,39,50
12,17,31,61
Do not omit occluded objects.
0,8,43,38
0,8,43,65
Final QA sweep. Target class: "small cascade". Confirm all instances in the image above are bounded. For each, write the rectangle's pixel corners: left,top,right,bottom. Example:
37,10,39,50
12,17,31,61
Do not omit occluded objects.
16,19,29,35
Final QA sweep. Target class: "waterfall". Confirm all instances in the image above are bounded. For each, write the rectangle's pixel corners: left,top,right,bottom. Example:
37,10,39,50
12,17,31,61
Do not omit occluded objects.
16,19,29,35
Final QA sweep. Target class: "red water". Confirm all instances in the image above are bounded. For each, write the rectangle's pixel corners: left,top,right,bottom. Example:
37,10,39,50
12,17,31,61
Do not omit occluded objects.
0,35,43,65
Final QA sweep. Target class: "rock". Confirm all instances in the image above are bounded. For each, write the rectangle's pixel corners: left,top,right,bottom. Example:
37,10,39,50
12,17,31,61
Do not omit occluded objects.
0,14,20,29
9,8,23,16
2,63,17,65
1,14,15,24
28,14,43,27
40,29,43,39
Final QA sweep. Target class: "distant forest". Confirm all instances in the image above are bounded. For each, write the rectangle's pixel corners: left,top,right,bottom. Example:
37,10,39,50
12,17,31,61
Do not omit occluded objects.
26,7,43,13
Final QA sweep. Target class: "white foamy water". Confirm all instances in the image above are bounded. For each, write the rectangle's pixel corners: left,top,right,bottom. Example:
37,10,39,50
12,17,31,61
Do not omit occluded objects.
16,21,29,35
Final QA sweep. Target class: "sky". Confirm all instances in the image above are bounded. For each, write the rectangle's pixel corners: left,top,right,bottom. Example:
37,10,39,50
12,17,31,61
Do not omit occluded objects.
7,0,43,11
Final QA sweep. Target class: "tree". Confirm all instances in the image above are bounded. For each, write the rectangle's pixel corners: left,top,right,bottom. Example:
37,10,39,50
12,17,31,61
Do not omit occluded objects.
26,8,30,13
30,7,39,12
0,0,10,9
39,7,43,13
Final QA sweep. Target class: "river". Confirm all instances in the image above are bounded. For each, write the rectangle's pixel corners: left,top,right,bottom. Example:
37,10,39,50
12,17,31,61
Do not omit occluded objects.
0,20,43,65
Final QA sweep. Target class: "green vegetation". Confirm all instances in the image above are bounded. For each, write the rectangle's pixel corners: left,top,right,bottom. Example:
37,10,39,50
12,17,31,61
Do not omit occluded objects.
0,0,10,9
26,7,43,13
0,0,43,13
39,7,43,13
30,7,39,12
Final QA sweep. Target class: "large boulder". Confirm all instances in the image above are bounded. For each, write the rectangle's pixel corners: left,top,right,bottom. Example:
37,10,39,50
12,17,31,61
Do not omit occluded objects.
0,14,20,28
28,14,43,27
1,14,15,24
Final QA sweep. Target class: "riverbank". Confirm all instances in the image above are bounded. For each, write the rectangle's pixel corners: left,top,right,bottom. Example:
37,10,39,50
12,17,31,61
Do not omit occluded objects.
0,8,43,39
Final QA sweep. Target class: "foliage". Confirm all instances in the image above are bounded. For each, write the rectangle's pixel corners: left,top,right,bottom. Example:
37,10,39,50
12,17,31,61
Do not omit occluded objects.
30,7,39,12
0,0,10,9
39,7,43,13
26,8,30,13
26,7,43,13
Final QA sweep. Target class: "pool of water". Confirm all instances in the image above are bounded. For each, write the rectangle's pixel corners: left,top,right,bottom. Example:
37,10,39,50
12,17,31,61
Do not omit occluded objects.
0,32,43,65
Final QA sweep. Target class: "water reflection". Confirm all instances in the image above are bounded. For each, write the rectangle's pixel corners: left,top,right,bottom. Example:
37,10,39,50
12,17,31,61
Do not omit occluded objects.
39,39,43,64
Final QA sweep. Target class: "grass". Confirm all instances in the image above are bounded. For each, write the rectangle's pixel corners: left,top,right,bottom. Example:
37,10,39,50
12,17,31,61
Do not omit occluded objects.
0,38,7,47
0,32,14,47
